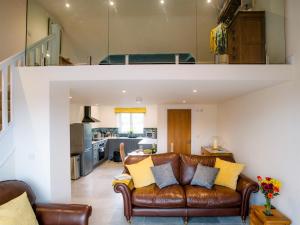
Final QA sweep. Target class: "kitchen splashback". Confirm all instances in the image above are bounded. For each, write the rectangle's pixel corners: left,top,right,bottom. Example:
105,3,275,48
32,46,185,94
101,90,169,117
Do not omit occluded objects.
92,127,157,138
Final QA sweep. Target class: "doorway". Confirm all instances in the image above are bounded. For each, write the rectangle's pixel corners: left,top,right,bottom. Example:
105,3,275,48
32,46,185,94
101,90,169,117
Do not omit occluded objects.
167,109,191,155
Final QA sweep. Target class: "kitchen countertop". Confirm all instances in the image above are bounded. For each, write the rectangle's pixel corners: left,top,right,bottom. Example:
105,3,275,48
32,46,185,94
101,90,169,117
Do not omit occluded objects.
138,138,157,145
107,137,143,139
92,137,157,146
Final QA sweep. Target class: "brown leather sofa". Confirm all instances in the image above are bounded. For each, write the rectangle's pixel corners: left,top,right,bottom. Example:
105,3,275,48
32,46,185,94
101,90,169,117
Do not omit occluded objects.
0,180,92,225
114,153,258,223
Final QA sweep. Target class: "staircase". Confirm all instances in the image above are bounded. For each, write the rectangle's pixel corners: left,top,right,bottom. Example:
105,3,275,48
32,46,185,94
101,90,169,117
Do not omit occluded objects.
0,29,61,136
0,52,23,135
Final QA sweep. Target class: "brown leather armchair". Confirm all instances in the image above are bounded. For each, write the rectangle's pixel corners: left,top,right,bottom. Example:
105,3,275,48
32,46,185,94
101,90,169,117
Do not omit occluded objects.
0,180,92,225
114,153,258,224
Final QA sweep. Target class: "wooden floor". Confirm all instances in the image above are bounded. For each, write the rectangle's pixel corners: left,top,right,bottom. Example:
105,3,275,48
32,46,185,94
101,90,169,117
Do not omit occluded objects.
71,160,248,225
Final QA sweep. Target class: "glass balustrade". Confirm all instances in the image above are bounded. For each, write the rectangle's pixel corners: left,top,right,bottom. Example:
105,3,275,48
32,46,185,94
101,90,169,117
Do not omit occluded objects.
0,71,2,132
25,0,286,65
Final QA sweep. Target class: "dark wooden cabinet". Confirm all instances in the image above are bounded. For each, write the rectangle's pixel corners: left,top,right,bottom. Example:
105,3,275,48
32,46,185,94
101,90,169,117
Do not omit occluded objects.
228,11,266,64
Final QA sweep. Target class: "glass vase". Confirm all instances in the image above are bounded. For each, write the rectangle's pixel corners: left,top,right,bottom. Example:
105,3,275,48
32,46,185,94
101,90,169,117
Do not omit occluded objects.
264,197,273,216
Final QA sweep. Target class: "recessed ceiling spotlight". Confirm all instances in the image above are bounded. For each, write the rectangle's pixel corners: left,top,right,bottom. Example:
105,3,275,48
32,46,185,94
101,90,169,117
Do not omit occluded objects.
193,89,198,93
122,90,127,94
109,1,115,6
65,3,70,8
182,100,187,104
160,0,165,4
207,0,212,3
136,97,143,104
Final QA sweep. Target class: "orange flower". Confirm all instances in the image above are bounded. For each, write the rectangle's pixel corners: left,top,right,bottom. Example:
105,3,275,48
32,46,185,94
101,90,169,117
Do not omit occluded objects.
274,187,279,193
267,193,273,199
257,176,262,181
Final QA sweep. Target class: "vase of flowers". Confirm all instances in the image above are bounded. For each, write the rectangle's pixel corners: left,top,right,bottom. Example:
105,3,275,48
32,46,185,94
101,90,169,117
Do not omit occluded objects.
257,176,281,216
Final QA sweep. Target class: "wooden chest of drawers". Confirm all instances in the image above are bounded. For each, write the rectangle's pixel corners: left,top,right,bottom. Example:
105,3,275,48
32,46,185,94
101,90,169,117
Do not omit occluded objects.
250,206,291,225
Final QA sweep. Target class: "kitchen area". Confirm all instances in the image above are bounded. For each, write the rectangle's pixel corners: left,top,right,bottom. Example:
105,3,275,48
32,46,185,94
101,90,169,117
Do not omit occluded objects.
70,105,158,180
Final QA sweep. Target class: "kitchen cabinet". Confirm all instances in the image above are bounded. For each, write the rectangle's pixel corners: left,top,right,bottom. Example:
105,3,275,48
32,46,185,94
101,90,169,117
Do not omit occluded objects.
80,148,93,176
107,138,142,160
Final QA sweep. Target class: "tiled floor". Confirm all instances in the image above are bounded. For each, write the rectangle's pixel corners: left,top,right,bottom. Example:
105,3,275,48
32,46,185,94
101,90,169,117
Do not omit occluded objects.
71,161,248,225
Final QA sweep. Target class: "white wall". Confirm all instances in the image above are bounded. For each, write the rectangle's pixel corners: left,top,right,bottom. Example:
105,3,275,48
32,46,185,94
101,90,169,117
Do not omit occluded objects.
50,83,71,202
0,0,26,61
157,104,218,154
0,128,15,181
69,104,158,128
69,103,84,124
217,1,300,223
27,0,52,45
14,71,52,201
254,0,286,64
218,81,299,223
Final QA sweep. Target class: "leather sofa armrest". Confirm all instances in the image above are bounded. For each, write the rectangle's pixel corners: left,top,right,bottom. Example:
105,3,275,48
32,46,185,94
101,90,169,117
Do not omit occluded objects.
34,203,92,225
114,183,133,221
236,174,259,220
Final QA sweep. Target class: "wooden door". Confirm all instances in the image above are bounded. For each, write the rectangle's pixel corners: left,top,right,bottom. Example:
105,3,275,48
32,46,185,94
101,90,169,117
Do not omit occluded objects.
167,109,191,155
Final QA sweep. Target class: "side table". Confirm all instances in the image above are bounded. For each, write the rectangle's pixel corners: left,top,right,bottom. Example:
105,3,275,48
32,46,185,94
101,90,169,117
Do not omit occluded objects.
250,205,291,225
201,146,233,157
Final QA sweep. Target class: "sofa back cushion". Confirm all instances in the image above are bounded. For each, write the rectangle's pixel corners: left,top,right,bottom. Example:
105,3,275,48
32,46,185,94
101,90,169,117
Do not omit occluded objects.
0,180,36,206
180,154,235,185
125,153,180,181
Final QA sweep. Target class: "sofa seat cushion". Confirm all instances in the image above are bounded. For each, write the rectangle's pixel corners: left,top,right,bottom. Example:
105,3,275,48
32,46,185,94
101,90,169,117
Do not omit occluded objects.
185,185,241,208
132,184,186,208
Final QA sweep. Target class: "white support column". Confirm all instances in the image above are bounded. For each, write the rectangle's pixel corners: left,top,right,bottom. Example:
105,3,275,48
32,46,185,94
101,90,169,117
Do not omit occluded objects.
125,55,129,65
175,54,179,64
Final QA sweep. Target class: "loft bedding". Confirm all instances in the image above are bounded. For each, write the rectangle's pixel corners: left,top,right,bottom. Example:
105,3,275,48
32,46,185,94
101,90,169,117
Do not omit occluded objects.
99,53,195,65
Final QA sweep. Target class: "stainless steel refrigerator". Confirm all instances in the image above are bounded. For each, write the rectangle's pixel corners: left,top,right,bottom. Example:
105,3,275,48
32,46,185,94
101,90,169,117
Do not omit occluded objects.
70,123,93,176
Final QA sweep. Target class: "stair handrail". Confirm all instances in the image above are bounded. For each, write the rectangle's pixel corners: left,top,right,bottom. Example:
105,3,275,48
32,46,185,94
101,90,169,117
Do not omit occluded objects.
0,33,58,137
0,51,25,67
26,33,56,51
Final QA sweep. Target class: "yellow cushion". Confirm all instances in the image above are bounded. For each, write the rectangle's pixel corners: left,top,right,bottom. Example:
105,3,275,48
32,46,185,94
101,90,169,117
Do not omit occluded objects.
126,156,155,188
214,158,245,190
112,179,135,190
0,192,39,225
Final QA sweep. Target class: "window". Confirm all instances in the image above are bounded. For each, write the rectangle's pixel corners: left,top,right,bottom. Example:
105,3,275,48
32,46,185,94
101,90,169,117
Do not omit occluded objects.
117,113,144,134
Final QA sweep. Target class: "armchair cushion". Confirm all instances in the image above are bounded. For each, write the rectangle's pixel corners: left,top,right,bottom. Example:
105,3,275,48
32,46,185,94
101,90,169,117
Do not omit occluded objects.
35,203,92,225
0,192,39,225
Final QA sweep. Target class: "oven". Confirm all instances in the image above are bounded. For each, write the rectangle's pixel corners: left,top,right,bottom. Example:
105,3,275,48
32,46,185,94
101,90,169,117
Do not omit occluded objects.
92,139,107,167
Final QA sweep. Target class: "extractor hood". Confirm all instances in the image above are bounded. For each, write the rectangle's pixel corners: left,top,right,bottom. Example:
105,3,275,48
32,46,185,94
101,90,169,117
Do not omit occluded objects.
82,106,100,123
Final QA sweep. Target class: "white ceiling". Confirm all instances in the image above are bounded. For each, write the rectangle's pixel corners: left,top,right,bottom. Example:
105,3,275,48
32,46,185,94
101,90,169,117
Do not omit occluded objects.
68,79,285,105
